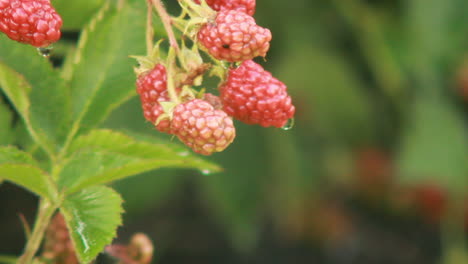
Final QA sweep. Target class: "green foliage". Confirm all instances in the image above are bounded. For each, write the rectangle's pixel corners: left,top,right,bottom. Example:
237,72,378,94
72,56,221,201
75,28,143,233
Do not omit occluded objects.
67,0,146,138
406,0,466,67
58,129,221,194
0,1,221,262
197,125,270,250
53,0,106,30
398,98,468,195
0,0,467,262
0,36,71,155
60,186,123,264
0,98,14,145
277,45,374,144
0,147,57,200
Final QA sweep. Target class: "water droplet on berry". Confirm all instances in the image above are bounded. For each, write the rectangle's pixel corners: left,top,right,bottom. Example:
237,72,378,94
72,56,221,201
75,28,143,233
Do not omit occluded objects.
37,45,53,57
201,169,211,175
281,118,295,131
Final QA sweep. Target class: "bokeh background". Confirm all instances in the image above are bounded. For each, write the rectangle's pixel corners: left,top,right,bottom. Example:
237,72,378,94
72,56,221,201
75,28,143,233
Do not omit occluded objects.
1,0,468,263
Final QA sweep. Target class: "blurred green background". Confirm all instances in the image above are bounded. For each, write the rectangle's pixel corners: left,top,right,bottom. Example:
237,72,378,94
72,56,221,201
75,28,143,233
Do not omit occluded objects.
1,0,468,263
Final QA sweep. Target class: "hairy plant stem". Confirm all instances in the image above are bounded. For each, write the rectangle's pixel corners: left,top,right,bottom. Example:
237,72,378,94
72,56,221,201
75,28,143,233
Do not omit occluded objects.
151,0,181,104
17,199,57,264
146,0,154,53
151,0,180,54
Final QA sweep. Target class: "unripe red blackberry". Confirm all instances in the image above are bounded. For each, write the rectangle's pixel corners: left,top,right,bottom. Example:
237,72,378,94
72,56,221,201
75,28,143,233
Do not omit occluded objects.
136,64,172,133
171,99,235,155
220,60,295,127
195,0,256,16
197,10,271,62
42,213,79,264
0,0,62,47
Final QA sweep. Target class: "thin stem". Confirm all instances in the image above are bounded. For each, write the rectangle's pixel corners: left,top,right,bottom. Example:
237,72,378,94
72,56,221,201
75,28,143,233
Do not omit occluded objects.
18,213,32,239
151,0,181,104
17,199,57,264
146,0,154,54
166,48,181,104
151,0,180,54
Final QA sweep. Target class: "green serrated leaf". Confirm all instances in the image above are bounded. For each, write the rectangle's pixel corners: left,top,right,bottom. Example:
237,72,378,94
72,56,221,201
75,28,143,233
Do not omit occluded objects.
0,62,51,156
397,99,468,195
0,62,30,115
0,146,38,165
0,35,71,155
67,0,146,139
52,0,106,30
60,185,123,264
58,129,221,194
0,146,57,200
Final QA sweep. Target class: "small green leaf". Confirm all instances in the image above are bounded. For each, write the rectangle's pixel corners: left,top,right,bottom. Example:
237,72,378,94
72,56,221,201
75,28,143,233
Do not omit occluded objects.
67,0,146,138
60,186,123,264
0,63,50,155
0,146,38,165
0,146,57,200
0,35,71,154
397,98,468,195
58,129,221,194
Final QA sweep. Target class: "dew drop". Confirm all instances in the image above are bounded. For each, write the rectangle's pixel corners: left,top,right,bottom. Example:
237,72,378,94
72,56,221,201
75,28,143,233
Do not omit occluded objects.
37,45,53,57
281,118,295,131
201,169,211,175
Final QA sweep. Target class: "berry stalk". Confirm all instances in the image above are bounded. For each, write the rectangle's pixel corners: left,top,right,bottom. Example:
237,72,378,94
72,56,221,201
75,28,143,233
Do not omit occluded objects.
146,0,154,53
166,48,181,104
151,0,180,54
17,199,57,264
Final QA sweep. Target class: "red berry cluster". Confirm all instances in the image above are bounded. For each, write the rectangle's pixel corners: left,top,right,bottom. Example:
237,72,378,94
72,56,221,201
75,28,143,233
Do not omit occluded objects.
195,0,256,16
136,64,173,133
0,0,62,47
136,64,236,155
135,0,295,155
